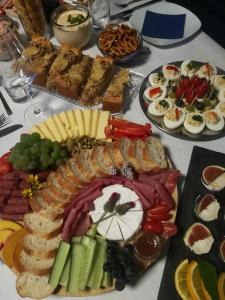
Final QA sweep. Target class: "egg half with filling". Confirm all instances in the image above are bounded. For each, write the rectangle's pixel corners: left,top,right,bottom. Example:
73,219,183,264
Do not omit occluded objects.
218,87,225,102
162,64,180,81
148,73,169,87
163,107,185,129
184,113,205,134
203,110,224,131
196,62,217,81
213,74,225,91
148,99,172,117
215,102,225,118
143,86,166,102
181,60,200,77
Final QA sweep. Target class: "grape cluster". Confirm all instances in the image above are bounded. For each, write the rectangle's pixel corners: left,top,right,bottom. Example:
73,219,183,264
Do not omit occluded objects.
103,242,139,291
9,133,70,171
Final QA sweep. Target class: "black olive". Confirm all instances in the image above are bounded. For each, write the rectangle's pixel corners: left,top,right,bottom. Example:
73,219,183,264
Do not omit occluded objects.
195,101,205,110
115,278,126,291
175,99,185,107
124,244,134,256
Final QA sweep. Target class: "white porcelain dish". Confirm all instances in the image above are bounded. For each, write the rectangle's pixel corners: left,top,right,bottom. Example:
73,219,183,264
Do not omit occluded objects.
129,1,201,46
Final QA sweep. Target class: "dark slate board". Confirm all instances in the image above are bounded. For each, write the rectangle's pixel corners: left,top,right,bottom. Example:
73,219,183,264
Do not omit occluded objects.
158,146,225,300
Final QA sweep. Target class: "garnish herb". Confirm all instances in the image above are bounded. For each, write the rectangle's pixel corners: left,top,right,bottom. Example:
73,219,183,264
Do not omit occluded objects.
67,14,85,25
188,60,201,70
192,115,203,122
159,100,169,108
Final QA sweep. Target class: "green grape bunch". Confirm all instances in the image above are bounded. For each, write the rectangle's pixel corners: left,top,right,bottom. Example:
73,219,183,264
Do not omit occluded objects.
9,133,70,171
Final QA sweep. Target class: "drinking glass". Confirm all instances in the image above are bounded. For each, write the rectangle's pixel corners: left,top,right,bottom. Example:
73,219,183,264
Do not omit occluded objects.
89,0,110,29
0,27,53,124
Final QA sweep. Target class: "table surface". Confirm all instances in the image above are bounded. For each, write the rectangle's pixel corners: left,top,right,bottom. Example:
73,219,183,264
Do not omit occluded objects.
0,3,225,300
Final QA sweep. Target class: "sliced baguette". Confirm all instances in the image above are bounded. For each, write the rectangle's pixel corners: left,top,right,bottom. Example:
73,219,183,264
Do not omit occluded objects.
47,172,72,197
119,137,141,171
92,146,114,175
24,212,63,239
16,272,54,299
29,191,52,212
145,136,168,169
135,139,159,172
107,141,125,169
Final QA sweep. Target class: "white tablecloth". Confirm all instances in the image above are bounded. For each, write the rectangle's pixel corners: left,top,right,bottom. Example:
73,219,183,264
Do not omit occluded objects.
0,8,225,300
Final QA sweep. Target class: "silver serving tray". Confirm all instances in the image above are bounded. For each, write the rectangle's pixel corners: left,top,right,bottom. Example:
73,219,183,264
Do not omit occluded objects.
139,61,225,141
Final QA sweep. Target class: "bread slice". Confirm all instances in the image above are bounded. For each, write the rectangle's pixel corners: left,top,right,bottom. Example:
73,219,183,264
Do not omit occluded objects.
107,141,126,169
91,146,115,175
54,170,79,194
119,137,141,171
47,172,72,197
63,161,85,186
16,272,54,299
23,233,61,258
76,150,97,182
68,157,90,183
145,136,168,169
24,212,63,239
135,139,160,172
102,68,129,113
29,191,52,212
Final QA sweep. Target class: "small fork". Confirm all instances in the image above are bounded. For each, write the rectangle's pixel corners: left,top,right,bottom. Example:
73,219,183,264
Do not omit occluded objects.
0,113,11,128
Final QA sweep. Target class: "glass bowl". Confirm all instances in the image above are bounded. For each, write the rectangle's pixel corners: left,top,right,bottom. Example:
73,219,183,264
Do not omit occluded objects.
97,28,143,64
51,3,93,48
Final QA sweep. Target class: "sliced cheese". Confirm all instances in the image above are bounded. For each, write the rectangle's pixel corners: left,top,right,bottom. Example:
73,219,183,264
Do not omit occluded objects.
66,110,79,137
53,114,68,141
38,122,56,141
45,116,63,142
28,125,45,138
90,110,99,138
82,109,92,136
73,109,85,137
96,111,110,140
58,111,74,139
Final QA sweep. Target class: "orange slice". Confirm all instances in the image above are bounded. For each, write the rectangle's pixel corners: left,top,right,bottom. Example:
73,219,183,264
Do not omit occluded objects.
175,259,192,300
218,273,225,300
186,260,206,300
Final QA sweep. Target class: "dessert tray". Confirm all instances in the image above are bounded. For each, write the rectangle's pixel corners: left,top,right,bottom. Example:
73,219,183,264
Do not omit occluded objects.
0,108,180,299
139,60,225,141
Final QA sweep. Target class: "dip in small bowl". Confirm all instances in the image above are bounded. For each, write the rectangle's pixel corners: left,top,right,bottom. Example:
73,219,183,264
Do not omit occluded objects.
51,4,92,48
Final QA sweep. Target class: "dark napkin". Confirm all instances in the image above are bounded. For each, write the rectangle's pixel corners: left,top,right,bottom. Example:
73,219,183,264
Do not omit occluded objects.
141,10,186,39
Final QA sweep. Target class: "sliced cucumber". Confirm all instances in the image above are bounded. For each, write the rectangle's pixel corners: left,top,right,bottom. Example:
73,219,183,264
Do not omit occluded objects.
48,241,70,288
67,243,87,293
101,271,112,288
87,236,107,289
80,236,96,290
86,224,97,237
59,253,71,287
71,236,82,243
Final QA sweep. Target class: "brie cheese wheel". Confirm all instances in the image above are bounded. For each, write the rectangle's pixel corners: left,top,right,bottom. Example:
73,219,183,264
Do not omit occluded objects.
89,184,143,241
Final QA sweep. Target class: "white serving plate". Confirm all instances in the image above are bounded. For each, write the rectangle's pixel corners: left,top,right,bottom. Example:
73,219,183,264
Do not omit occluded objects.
129,1,201,46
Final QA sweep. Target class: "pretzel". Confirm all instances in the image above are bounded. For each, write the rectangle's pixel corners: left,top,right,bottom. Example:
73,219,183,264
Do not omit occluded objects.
98,24,140,58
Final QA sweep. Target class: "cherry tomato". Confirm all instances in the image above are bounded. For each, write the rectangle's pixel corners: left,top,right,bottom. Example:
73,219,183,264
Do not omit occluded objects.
0,152,11,163
147,204,171,215
0,161,12,174
180,78,191,90
143,221,163,234
149,87,161,98
176,86,184,99
195,84,208,98
191,76,203,87
161,222,177,237
147,213,172,221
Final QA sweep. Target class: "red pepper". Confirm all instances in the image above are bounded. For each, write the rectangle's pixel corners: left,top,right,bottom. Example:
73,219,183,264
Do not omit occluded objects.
147,204,171,215
149,87,161,98
0,152,11,163
143,221,163,234
166,65,179,72
114,127,149,138
161,222,178,237
0,161,12,174
175,108,180,121
147,213,172,222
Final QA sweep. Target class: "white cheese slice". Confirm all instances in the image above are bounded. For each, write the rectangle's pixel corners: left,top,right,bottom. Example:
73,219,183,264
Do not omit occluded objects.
45,116,63,142
28,125,45,138
96,111,109,139
66,110,79,137
53,114,68,141
38,122,56,141
58,111,74,139
82,109,92,136
73,109,85,137
90,110,99,138
106,216,124,241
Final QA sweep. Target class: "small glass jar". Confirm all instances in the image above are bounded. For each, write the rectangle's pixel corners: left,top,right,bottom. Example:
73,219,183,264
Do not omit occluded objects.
51,4,93,48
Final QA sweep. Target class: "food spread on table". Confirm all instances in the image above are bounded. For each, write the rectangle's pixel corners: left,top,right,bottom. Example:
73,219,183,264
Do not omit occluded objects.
140,60,225,140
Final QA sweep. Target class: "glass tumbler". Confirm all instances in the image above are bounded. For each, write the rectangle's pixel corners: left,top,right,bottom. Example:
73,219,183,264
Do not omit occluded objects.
89,0,110,29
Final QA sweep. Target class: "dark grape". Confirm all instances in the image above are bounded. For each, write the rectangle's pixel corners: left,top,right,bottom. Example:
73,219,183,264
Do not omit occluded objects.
195,101,205,111
175,99,185,107
115,279,126,291
124,244,134,256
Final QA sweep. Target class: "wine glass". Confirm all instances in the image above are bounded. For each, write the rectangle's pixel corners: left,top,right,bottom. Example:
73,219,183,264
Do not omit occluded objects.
0,26,53,124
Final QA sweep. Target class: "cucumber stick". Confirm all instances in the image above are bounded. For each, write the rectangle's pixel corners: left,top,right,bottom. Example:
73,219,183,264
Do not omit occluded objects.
59,253,71,287
101,271,112,288
48,241,70,288
67,243,87,293
80,236,96,290
87,236,107,289
72,236,81,243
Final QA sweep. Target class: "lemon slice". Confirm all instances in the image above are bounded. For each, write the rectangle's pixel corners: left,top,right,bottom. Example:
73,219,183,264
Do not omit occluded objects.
175,259,192,300
186,260,206,300
218,273,225,300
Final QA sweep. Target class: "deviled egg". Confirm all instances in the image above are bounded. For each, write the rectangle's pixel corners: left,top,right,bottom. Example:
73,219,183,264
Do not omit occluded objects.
213,74,225,91
218,87,225,102
148,72,168,87
196,62,217,81
184,113,205,134
163,107,185,129
215,102,225,118
162,64,180,81
143,86,166,102
148,99,172,116
180,60,200,77
203,110,224,131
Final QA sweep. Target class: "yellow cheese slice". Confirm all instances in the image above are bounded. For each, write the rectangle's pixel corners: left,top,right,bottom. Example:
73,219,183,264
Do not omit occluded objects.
90,110,99,138
96,111,110,139
53,114,68,141
82,109,92,136
28,125,45,138
73,109,85,137
45,116,63,142
58,111,74,139
38,122,56,141
66,110,79,137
